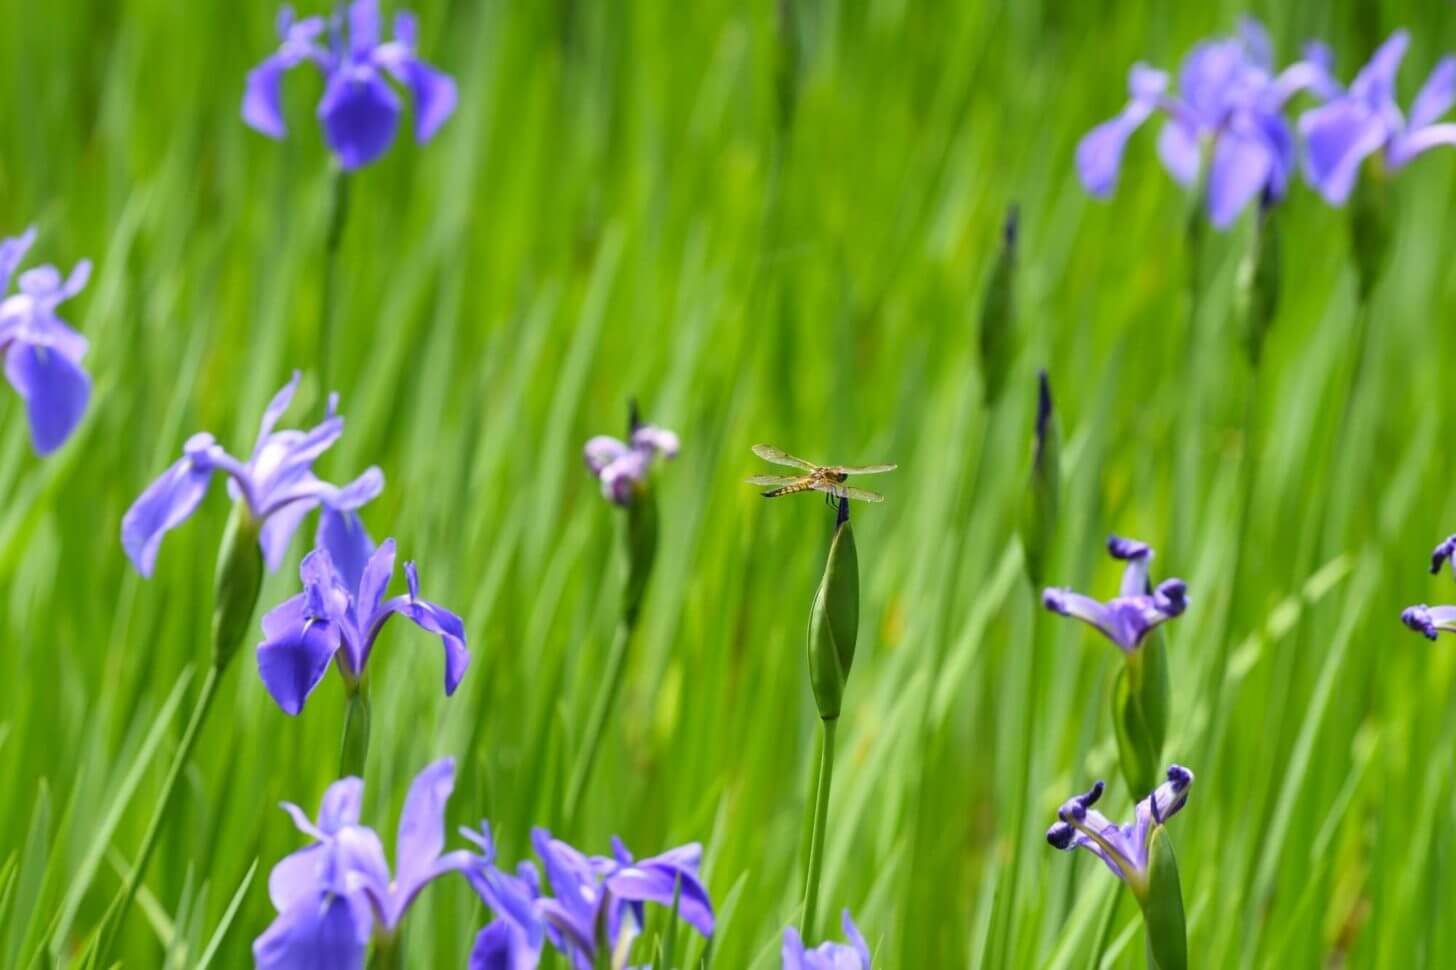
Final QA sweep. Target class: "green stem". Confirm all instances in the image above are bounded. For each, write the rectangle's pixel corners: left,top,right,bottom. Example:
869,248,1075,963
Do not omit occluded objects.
319,167,351,394
340,683,372,779
565,620,634,826
369,934,403,970
992,594,1043,965
800,717,838,943
101,662,226,958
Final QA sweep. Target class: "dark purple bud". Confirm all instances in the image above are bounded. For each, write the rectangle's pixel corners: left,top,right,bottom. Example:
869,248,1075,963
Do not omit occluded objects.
1154,578,1188,616
1107,535,1151,561
835,494,850,529
628,398,642,436
1429,535,1456,575
1166,764,1192,790
1402,605,1439,641
1058,780,1104,825
1075,780,1105,808
1034,370,1053,465
1042,588,1071,616
1003,204,1020,247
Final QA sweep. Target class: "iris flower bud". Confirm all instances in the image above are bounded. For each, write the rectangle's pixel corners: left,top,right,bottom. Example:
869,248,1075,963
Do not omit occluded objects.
1019,370,1060,588
807,498,859,720
978,205,1018,408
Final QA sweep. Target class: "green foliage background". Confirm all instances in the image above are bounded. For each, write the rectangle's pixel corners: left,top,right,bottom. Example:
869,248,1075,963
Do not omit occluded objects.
1,0,1454,965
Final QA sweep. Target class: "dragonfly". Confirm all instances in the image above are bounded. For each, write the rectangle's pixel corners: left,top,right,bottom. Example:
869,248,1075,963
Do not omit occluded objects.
746,444,897,504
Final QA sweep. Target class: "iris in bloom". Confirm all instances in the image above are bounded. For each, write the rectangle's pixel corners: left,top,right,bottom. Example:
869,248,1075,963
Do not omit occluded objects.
256,526,468,715
583,415,679,506
1400,533,1456,640
1046,765,1194,896
0,227,92,455
463,822,546,970
254,758,474,969
244,0,457,170
1301,31,1456,204
1077,17,1334,227
121,371,382,577
783,910,872,970
1042,536,1188,651
469,826,712,969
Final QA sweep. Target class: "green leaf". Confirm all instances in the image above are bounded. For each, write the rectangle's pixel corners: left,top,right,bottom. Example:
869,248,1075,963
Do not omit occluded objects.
1138,827,1187,970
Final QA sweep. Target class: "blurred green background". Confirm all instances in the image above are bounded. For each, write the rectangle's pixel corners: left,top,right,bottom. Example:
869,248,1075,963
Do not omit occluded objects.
3,0,1456,965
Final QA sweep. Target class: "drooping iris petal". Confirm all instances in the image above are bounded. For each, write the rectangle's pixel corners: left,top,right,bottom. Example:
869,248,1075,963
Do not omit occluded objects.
397,57,457,142
1299,98,1388,204
257,595,343,715
469,920,538,970
4,341,90,455
1207,125,1275,228
244,54,297,138
1408,57,1456,130
120,435,220,577
375,561,471,693
1155,119,1202,186
605,860,715,937
252,890,369,970
583,435,630,475
318,66,402,170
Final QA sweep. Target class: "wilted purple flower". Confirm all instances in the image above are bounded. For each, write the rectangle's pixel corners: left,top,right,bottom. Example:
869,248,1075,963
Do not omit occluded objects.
0,227,92,455
244,0,457,170
121,371,382,577
583,419,679,507
783,909,871,969
254,758,474,969
529,828,713,969
1300,31,1456,204
1043,535,1188,652
1400,534,1456,640
1078,17,1334,228
1046,765,1194,896
256,530,468,715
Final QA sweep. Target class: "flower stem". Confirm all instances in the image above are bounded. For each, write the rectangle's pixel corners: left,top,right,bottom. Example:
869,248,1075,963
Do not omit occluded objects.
800,716,838,943
369,934,403,970
340,683,372,780
318,166,351,395
100,661,225,958
564,620,634,826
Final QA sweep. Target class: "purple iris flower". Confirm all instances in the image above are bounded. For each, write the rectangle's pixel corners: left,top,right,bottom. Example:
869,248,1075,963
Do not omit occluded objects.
1400,534,1456,640
1046,765,1194,896
254,758,474,970
1042,535,1189,652
1077,18,1334,228
0,227,91,455
783,909,871,970
244,0,457,170
121,371,383,578
1300,30,1456,204
583,422,679,507
529,828,713,968
462,823,546,970
256,527,469,715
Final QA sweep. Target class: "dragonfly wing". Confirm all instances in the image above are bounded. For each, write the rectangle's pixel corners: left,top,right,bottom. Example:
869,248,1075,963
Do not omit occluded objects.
745,475,802,486
752,443,817,470
825,463,897,475
810,481,886,503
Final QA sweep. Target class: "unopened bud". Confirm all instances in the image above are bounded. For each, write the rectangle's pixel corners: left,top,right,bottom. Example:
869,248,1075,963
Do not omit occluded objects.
807,498,859,720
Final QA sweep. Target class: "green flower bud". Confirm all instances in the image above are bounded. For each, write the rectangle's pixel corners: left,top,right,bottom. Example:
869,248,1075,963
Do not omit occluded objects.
979,205,1019,408
1138,825,1188,970
211,504,264,671
807,499,860,720
1019,370,1060,588
1111,630,1169,798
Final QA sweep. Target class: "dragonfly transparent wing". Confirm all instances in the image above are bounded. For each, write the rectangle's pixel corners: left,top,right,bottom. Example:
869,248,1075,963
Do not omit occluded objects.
825,463,897,475
810,481,886,503
752,444,817,470
745,475,803,487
